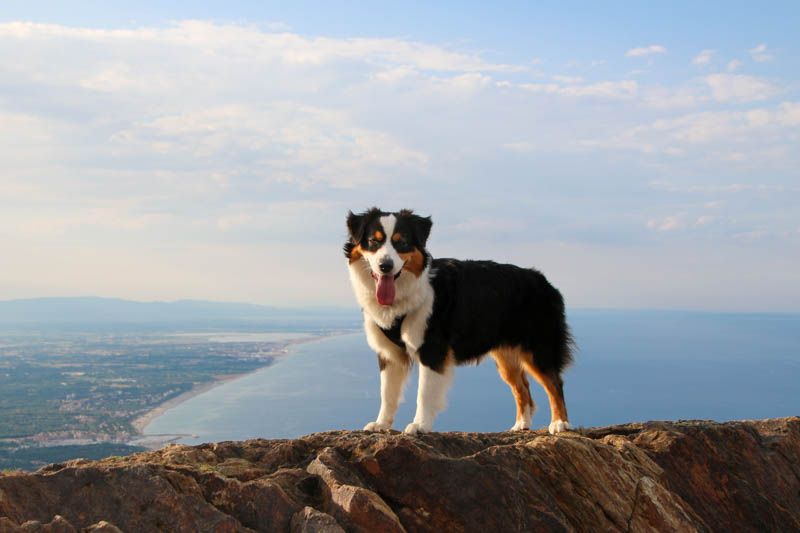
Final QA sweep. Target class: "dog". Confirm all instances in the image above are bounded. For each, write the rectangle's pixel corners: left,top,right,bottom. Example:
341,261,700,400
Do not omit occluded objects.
345,207,573,435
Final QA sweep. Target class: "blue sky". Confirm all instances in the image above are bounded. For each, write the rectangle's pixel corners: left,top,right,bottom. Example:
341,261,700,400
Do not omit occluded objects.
0,2,798,310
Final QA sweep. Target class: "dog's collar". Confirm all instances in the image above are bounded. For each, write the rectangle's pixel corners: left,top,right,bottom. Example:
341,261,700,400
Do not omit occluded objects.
379,314,406,350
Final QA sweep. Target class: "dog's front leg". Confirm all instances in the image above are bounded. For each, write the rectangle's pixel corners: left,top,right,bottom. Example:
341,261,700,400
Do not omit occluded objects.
364,353,410,431
404,359,454,435
363,318,410,431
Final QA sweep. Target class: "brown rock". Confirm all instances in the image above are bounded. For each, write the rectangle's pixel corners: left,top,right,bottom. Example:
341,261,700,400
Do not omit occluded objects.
83,521,124,532
632,419,800,532
307,447,404,532
290,507,345,533
0,418,798,532
0,518,20,533
0,515,77,533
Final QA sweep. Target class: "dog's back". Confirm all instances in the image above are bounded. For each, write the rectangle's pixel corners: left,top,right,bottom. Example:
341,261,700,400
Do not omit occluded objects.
426,258,573,374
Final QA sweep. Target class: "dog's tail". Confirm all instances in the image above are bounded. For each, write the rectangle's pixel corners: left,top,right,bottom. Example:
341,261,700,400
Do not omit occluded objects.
552,286,574,373
532,281,574,375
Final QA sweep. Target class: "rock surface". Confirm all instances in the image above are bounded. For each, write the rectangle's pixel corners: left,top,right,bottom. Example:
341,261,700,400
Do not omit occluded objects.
1,418,799,532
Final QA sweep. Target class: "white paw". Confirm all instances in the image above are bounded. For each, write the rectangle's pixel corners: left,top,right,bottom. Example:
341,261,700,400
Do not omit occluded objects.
403,422,430,435
363,421,392,432
548,419,570,435
510,420,531,431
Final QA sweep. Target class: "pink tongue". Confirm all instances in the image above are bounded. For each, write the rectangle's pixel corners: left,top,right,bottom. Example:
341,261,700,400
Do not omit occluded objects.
376,274,396,306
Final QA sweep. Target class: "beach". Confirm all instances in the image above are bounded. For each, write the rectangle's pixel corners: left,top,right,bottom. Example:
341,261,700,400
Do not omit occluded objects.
128,331,354,448
130,373,245,439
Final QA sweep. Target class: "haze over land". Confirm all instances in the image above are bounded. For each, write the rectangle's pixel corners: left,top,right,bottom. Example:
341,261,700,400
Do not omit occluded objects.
0,297,357,326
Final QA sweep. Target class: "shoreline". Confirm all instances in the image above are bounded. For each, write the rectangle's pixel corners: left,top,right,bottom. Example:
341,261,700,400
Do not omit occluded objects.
130,373,246,435
128,330,355,448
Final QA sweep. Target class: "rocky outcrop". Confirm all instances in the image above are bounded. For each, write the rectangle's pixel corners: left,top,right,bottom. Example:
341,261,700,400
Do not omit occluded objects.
1,417,798,532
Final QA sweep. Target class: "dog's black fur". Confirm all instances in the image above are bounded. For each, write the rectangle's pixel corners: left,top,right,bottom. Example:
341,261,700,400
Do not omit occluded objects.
420,258,573,372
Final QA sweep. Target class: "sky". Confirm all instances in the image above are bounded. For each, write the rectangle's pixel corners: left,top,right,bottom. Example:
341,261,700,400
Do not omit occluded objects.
1,1,798,311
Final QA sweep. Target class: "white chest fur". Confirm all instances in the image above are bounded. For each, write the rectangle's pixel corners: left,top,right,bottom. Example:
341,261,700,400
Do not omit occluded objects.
348,258,434,357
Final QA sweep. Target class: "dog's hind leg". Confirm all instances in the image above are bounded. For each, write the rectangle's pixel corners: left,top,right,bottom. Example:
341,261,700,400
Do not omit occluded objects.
491,348,536,431
524,361,570,434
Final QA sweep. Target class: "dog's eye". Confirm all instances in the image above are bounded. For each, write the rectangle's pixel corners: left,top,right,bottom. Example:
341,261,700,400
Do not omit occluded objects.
392,233,410,250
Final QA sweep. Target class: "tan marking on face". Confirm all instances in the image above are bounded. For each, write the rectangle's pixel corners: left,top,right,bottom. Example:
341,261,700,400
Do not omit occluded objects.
348,244,364,264
392,232,401,242
399,248,425,277
374,230,384,241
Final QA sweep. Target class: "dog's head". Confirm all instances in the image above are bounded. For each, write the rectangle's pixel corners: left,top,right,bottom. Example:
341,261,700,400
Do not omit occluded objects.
344,207,432,306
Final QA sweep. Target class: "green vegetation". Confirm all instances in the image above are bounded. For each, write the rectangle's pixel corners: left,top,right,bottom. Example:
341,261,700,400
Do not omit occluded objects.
0,329,315,469
0,442,147,471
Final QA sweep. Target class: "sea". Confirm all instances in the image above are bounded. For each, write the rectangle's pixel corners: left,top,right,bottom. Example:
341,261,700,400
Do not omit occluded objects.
144,310,800,443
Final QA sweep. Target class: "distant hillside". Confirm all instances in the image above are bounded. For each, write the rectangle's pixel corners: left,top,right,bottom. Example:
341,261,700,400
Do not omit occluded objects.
0,297,359,328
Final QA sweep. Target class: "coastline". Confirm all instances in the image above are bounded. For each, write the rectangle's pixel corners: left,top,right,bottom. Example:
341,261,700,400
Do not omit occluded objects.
128,331,355,448
130,373,245,435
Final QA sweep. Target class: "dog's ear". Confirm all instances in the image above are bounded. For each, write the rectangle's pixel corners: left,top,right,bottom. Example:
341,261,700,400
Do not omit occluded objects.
399,210,432,247
346,210,367,243
414,215,433,247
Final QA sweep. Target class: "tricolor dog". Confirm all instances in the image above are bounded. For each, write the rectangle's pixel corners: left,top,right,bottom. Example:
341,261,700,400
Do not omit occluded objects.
345,208,573,435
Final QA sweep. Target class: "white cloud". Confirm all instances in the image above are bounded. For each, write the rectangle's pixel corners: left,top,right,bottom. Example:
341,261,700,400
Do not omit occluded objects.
372,65,418,83
0,21,522,74
216,213,253,231
0,206,171,238
264,21,292,32
582,101,800,166
641,83,708,109
648,110,775,143
215,201,333,232
503,141,536,153
647,214,685,231
626,44,667,57
435,72,493,93
508,79,638,99
649,181,800,194
692,49,714,66
749,43,773,62
113,103,428,189
79,62,163,92
642,73,780,110
564,80,639,98
705,73,777,103
732,229,770,241
726,59,742,72
778,101,800,125
551,74,584,84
